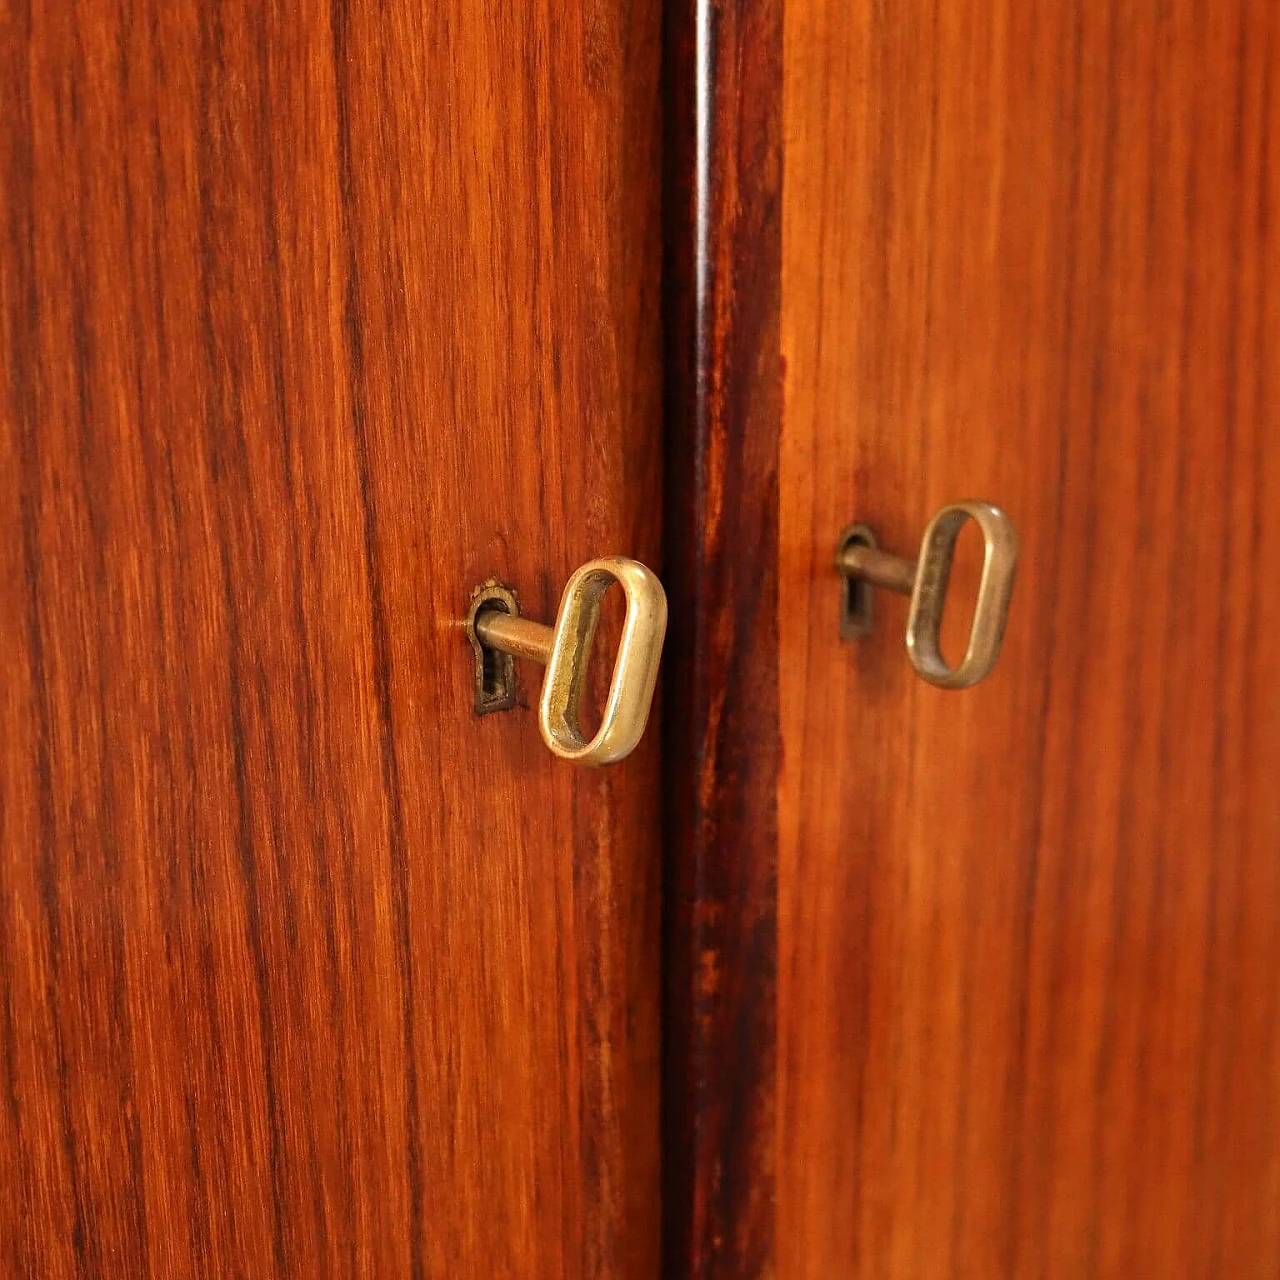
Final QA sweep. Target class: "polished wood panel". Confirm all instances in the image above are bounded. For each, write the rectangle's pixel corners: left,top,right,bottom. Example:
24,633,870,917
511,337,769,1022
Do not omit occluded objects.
661,1,782,1276
780,1,1280,1276
0,1,662,1274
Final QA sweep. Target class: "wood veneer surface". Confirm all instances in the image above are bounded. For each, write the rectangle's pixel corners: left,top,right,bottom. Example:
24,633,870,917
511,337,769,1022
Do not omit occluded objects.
780,1,1280,1276
0,2,662,1275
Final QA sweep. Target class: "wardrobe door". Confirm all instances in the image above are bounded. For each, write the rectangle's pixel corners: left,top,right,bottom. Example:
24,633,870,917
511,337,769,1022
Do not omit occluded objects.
0,2,662,1275
662,1,1280,1277
780,2,1280,1276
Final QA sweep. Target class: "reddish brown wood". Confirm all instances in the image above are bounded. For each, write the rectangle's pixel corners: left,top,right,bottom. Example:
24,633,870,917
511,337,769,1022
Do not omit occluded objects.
661,0,782,1276
780,1,1280,1277
0,1,663,1275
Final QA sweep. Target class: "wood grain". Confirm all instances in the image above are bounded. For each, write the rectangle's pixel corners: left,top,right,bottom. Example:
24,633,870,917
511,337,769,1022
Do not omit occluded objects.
0,1,663,1275
780,1,1280,1277
660,0,782,1276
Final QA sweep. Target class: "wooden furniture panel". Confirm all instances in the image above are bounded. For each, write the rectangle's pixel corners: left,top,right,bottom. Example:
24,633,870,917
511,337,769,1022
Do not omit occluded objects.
0,1,662,1275
780,1,1280,1277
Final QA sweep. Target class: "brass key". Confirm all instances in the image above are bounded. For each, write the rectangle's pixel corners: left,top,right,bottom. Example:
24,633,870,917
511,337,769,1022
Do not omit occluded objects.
837,501,1019,689
467,557,667,765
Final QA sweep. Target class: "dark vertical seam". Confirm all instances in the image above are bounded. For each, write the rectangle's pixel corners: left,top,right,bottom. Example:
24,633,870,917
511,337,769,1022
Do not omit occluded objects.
682,3,716,1271
721,10,782,1276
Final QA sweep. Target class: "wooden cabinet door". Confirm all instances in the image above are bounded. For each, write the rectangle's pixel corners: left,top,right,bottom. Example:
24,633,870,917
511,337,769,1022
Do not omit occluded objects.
7,1,1278,1275
664,1,1280,1278
0,3,662,1275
